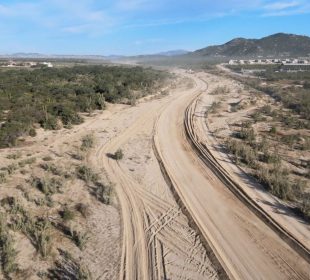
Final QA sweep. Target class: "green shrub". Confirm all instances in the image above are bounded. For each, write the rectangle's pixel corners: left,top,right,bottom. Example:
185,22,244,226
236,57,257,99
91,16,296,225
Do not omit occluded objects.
69,228,89,250
209,102,221,114
226,140,257,168
255,166,294,200
7,202,52,258
60,208,75,222
0,172,7,183
29,128,37,137
80,134,95,151
27,218,52,258
44,115,61,130
42,156,53,161
93,182,112,204
40,163,64,176
75,203,90,218
300,194,310,219
31,177,62,195
0,65,166,148
259,151,281,164
6,163,18,175
0,214,18,277
76,166,99,183
234,128,256,143
6,152,22,160
48,249,92,280
114,149,124,160
18,157,36,168
270,126,277,134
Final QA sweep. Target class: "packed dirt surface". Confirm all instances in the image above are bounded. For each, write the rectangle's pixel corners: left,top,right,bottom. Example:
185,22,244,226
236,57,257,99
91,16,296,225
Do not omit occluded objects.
90,75,221,280
199,73,310,251
1,68,309,279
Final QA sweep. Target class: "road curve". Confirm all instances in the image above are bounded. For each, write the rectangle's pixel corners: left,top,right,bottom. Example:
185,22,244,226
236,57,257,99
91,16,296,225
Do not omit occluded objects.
153,72,310,279
95,79,222,280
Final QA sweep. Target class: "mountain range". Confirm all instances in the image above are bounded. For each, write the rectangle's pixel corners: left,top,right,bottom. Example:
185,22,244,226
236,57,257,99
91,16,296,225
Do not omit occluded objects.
192,33,310,58
1,33,310,63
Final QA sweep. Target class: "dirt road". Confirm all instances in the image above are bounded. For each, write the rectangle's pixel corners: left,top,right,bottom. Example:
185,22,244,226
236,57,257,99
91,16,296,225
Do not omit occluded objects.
92,75,221,280
45,69,309,279
153,72,310,279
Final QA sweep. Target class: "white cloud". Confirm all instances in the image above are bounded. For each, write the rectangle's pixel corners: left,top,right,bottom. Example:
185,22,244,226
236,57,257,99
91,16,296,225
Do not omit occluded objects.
264,1,300,11
261,0,310,16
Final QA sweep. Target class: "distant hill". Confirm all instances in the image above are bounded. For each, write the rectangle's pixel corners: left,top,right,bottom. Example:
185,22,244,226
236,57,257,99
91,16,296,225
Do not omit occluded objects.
192,33,310,58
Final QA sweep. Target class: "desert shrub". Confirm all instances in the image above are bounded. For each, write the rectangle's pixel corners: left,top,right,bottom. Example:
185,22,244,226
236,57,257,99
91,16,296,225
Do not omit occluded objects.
251,111,265,123
255,166,293,200
209,101,221,114
6,163,18,175
52,105,82,125
0,172,7,183
259,151,281,164
281,134,299,148
259,105,272,115
69,228,89,250
300,194,310,219
0,214,18,277
18,157,36,168
48,249,92,280
234,128,256,143
6,152,22,160
60,208,75,222
42,115,60,130
0,122,28,148
80,134,95,151
270,126,277,134
231,104,242,112
76,166,99,183
72,152,85,161
31,177,62,195
42,156,53,161
0,65,166,148
29,128,37,137
210,86,228,95
227,140,257,168
75,203,91,218
114,149,124,160
301,137,310,151
8,203,52,258
26,218,52,258
40,163,64,176
93,182,112,204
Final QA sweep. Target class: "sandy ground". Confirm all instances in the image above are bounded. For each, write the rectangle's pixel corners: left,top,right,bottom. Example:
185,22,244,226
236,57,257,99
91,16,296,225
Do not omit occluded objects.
1,68,309,279
90,75,221,280
154,71,310,279
198,73,310,251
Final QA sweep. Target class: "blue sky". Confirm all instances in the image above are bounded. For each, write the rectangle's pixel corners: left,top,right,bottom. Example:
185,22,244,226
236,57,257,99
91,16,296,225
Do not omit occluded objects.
0,0,309,55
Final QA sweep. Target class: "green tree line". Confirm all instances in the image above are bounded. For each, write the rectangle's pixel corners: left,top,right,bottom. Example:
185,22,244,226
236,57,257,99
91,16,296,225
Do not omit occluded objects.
0,65,167,147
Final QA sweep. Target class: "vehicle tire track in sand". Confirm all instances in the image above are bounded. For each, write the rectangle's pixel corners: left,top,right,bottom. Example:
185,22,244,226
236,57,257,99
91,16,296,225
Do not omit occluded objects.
153,72,309,279
90,77,220,280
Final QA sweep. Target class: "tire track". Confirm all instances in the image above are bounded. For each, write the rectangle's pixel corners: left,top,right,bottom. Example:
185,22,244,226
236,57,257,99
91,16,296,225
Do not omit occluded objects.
153,71,310,279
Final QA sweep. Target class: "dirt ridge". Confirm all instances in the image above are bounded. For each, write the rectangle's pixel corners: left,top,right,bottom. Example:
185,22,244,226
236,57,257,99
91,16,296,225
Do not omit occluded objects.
183,81,310,264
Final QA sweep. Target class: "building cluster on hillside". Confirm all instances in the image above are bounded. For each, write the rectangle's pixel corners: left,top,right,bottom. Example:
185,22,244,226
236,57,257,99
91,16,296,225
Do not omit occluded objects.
0,60,53,68
228,58,310,65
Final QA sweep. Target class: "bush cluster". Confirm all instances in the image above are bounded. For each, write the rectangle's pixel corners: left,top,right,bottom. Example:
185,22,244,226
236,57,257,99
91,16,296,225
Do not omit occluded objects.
0,65,166,147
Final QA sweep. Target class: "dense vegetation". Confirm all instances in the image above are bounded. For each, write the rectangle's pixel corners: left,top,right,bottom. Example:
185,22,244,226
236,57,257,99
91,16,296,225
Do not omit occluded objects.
220,70,310,219
232,75,310,125
0,65,166,148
